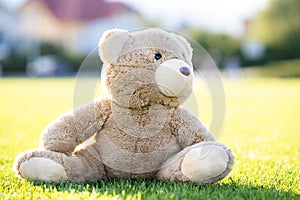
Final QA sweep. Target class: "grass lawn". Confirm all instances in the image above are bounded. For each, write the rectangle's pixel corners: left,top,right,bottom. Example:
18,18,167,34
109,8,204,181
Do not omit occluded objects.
0,77,299,199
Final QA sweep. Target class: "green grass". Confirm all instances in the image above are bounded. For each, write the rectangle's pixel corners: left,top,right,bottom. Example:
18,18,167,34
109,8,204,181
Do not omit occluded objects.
0,78,299,199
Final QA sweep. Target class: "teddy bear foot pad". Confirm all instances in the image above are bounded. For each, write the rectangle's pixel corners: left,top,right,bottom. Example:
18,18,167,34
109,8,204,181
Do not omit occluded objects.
19,157,67,182
181,144,229,182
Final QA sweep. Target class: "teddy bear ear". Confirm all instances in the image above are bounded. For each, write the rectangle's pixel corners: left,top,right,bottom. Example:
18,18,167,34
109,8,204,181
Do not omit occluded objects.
173,34,193,59
98,29,130,64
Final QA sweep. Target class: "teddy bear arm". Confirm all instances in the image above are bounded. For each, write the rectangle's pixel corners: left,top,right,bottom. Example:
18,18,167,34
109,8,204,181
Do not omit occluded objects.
172,108,215,148
39,112,79,154
40,98,111,154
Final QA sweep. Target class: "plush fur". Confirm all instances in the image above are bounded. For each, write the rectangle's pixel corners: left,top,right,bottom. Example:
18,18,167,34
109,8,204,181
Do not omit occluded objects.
13,28,234,184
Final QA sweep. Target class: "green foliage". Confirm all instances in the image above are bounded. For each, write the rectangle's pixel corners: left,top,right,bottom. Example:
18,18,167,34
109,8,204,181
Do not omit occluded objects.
189,29,241,68
1,41,88,73
40,42,64,56
1,42,65,73
249,0,300,62
64,53,86,72
1,50,27,73
191,31,241,56
0,78,299,199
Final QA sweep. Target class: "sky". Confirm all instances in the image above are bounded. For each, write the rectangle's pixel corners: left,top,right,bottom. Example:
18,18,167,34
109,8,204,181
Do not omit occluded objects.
2,0,269,36
112,0,269,36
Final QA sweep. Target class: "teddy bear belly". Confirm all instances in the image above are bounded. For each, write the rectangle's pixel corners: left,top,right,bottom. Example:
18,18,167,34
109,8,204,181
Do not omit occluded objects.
104,166,158,179
95,128,181,177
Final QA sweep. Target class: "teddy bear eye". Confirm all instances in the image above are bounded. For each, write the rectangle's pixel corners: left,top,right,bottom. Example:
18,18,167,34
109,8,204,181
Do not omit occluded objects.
154,53,162,60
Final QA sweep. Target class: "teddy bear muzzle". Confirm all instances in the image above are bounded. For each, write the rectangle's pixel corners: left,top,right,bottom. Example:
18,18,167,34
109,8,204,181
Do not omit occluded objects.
155,59,194,97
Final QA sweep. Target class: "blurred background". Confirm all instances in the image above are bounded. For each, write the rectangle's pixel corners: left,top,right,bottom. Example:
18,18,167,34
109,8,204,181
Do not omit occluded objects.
0,0,299,77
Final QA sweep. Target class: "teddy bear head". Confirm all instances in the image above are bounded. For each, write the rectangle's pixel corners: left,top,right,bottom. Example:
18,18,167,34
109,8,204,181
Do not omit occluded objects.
98,28,194,109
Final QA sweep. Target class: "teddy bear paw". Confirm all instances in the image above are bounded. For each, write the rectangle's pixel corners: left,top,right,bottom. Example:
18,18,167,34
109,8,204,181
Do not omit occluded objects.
19,157,67,182
181,144,229,183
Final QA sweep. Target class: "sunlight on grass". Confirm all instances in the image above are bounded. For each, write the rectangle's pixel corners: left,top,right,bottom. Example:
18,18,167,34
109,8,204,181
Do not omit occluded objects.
0,77,299,199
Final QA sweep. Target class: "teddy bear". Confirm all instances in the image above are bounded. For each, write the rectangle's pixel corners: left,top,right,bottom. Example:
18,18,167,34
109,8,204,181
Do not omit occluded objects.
13,28,234,184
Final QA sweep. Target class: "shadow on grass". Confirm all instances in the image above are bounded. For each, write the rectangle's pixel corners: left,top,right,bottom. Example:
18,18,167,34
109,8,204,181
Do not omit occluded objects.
33,178,299,200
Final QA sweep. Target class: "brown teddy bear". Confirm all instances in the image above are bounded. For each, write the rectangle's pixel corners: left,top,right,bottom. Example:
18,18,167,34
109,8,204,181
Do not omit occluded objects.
13,28,234,184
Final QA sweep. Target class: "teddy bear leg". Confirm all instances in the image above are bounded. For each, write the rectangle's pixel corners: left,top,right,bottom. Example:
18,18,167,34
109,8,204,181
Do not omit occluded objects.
14,148,106,182
157,141,234,184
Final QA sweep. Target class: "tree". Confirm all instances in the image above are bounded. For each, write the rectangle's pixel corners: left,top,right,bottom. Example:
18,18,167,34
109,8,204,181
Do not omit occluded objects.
249,0,300,62
189,29,241,68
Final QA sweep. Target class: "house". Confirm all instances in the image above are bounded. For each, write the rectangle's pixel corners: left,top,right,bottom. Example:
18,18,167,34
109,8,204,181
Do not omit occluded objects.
18,0,142,54
0,3,20,60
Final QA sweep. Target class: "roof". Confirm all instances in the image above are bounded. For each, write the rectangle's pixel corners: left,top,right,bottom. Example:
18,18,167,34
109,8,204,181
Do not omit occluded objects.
25,0,135,20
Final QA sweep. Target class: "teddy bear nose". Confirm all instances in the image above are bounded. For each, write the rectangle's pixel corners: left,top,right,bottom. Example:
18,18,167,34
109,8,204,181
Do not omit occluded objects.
179,67,191,76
